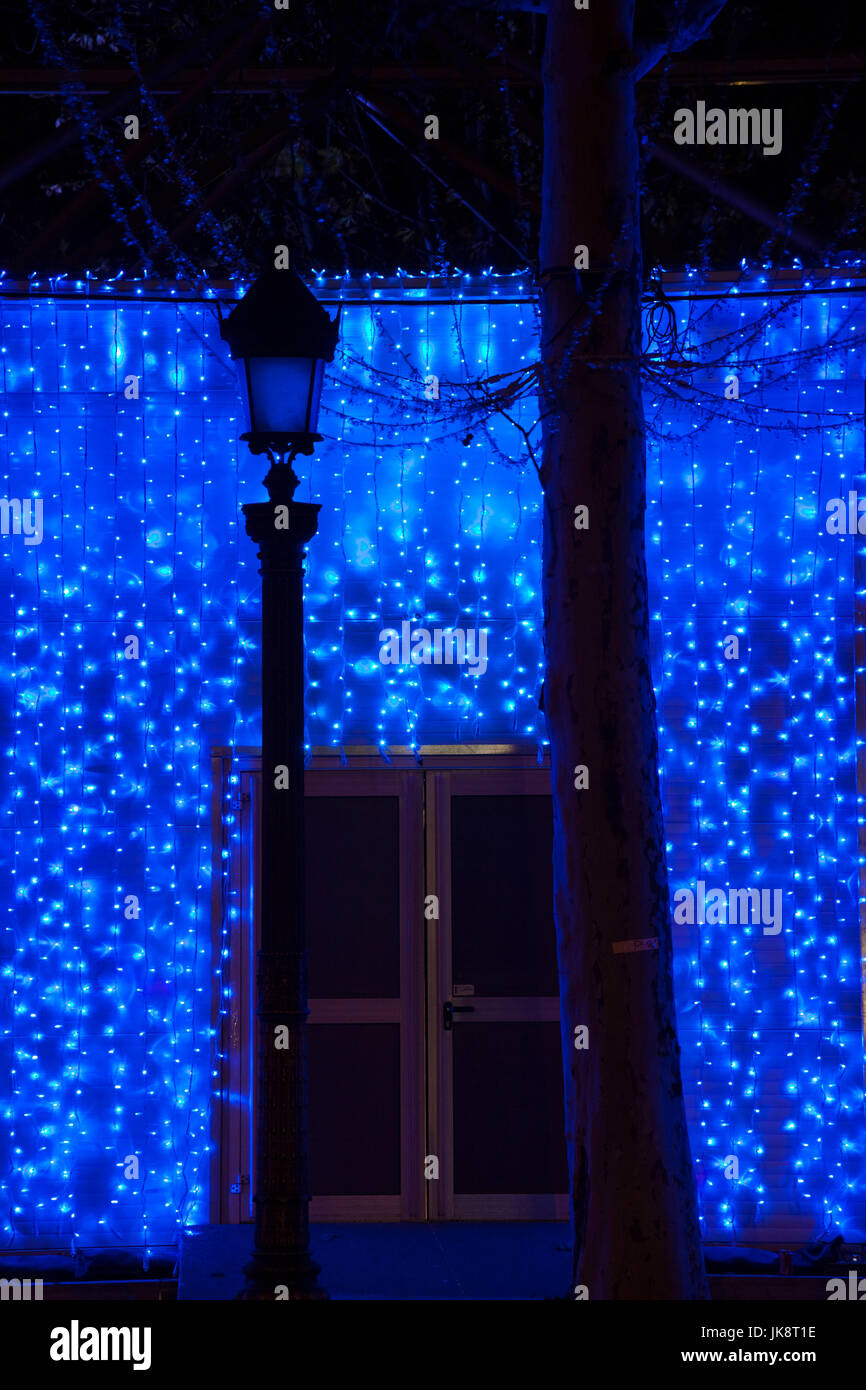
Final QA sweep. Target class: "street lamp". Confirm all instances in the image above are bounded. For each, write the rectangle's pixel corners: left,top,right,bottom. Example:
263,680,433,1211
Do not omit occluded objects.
222,265,340,498
221,266,339,1299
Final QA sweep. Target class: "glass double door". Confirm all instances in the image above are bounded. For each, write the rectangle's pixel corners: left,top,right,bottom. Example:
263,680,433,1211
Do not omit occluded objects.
212,754,568,1221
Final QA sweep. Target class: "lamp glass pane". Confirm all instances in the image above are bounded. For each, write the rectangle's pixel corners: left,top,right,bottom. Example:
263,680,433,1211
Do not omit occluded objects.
307,359,325,433
244,357,317,433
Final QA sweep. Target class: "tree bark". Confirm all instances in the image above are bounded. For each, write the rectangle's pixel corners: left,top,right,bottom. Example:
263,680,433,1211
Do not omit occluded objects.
539,0,708,1299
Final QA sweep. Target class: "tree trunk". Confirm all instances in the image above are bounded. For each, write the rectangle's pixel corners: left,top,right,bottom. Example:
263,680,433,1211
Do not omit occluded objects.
539,0,708,1299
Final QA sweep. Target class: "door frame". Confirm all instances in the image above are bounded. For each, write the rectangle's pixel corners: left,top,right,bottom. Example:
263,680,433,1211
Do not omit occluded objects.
210,750,427,1221
302,766,426,1219
210,745,559,1223
424,764,568,1220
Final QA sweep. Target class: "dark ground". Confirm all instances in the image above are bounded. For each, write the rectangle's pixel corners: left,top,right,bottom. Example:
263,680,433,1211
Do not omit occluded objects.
178,1224,840,1301
180,1222,573,1300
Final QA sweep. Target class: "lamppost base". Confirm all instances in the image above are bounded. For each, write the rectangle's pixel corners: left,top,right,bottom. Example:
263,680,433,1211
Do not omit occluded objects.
238,1249,329,1301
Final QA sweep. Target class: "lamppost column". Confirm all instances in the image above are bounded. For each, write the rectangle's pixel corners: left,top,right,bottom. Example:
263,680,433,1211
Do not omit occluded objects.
241,494,323,1299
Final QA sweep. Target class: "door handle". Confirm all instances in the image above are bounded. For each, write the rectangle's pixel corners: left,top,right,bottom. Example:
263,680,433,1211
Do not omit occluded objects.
443,1001,476,1030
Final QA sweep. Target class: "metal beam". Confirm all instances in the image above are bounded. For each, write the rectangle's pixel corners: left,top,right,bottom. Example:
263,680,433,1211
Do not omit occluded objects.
355,88,538,210
129,128,291,273
76,108,293,267
0,63,536,95
0,54,861,94
15,15,271,270
0,6,260,193
645,140,825,255
353,91,530,262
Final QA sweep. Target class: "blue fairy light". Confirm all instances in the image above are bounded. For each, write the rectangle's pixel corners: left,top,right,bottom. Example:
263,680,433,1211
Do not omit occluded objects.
0,269,863,1248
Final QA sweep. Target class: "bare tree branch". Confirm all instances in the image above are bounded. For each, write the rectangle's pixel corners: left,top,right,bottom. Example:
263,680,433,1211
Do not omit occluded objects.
632,0,728,80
